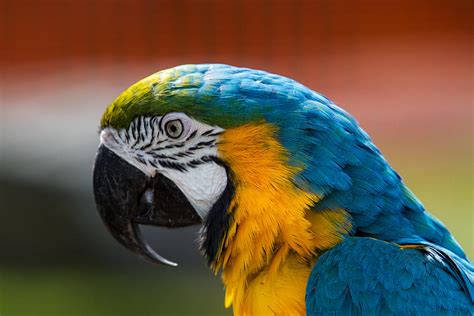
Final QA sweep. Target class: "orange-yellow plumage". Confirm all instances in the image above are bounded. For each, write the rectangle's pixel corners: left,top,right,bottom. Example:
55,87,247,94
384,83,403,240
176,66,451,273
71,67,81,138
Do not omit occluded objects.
215,123,351,315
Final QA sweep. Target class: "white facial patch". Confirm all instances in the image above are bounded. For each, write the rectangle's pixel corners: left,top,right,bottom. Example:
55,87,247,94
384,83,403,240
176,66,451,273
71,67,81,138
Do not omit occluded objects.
99,113,227,219
161,161,227,218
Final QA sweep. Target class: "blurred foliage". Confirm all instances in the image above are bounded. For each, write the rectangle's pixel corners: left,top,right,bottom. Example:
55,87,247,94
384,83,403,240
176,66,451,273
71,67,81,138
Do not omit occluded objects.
2,269,229,316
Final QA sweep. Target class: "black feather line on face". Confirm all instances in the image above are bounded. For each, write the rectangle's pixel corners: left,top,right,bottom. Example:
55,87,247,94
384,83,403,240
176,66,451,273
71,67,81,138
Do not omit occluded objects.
173,152,190,158
157,160,188,172
195,140,215,147
152,142,186,152
131,136,141,149
150,152,168,159
201,129,215,136
199,160,235,266
153,155,220,172
188,143,215,151
158,116,164,134
186,130,198,141
139,141,154,151
132,121,138,140
163,143,186,149
150,122,155,138
206,131,223,137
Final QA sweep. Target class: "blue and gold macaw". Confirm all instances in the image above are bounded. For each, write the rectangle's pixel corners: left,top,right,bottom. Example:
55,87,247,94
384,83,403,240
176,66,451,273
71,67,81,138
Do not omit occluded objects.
93,64,473,315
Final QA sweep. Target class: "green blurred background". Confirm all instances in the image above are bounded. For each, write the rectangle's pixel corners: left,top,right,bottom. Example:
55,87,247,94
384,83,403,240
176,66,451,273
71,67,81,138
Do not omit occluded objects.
1,1,472,315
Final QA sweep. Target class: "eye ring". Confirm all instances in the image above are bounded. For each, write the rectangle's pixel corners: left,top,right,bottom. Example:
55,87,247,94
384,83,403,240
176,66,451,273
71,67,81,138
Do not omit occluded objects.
164,119,184,139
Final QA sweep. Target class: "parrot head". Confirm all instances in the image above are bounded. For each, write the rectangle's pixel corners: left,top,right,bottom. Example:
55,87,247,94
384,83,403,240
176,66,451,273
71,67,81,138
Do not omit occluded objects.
93,106,233,266
93,64,349,268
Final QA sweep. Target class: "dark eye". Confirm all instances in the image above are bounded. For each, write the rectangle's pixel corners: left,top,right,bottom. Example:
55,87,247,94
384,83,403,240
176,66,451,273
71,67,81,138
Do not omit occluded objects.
165,119,184,138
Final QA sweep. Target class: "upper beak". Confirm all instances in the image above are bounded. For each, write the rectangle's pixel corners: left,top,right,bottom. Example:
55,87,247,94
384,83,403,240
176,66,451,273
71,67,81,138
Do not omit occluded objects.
92,145,201,266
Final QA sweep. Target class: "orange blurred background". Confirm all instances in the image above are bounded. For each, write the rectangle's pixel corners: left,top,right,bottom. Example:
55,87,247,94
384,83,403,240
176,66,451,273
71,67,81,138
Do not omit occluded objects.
2,0,472,139
1,1,472,315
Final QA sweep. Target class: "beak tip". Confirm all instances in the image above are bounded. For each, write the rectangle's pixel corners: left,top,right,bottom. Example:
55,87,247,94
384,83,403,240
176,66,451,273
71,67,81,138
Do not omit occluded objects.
137,225,179,267
143,251,179,267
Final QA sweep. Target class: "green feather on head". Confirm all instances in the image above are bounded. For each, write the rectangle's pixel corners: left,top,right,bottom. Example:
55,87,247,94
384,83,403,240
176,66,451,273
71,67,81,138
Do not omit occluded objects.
101,65,266,130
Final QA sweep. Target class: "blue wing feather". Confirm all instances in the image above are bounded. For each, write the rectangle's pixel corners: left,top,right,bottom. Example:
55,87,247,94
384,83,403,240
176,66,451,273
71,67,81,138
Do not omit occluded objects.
306,238,473,315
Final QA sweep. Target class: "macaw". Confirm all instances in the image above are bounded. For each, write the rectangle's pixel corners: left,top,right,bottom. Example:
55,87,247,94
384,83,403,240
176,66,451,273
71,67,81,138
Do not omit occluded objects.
93,64,473,315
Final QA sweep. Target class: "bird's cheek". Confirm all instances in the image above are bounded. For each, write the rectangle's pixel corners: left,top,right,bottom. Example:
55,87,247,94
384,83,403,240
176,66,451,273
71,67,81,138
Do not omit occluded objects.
153,162,228,220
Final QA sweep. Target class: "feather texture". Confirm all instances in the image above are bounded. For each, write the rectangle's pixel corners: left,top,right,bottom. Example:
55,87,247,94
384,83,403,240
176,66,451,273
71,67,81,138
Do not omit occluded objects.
306,238,473,315
102,64,473,314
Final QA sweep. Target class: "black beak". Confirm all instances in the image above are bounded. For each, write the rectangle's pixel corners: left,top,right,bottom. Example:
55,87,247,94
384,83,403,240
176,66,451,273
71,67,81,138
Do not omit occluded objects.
93,145,201,266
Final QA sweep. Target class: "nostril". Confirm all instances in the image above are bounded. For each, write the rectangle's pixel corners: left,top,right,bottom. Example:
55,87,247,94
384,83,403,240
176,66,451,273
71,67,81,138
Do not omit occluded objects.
137,189,154,218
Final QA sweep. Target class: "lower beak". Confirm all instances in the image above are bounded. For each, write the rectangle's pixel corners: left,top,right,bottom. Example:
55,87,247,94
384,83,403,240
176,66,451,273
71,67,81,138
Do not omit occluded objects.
92,145,201,266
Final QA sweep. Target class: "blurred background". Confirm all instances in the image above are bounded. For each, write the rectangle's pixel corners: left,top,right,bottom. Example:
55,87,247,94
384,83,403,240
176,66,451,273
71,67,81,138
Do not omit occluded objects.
1,0,472,315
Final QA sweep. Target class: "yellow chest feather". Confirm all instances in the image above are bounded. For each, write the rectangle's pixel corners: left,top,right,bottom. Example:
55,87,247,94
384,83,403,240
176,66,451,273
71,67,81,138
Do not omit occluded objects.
215,123,351,315
241,255,313,315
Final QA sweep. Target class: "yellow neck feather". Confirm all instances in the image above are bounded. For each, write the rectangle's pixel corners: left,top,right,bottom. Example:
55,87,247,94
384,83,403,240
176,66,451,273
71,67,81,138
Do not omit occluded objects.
216,123,350,315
